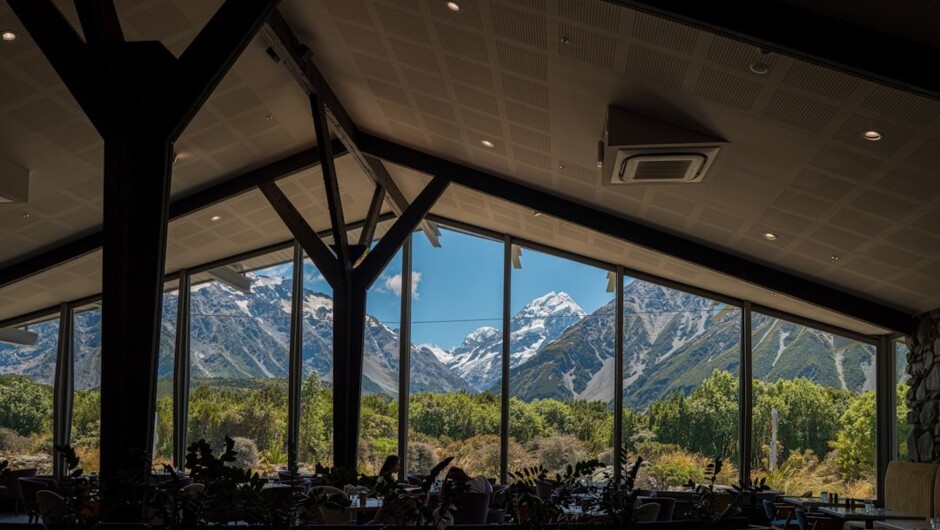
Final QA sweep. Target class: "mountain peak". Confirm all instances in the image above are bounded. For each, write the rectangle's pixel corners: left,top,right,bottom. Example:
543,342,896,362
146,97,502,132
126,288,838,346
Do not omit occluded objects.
518,291,585,318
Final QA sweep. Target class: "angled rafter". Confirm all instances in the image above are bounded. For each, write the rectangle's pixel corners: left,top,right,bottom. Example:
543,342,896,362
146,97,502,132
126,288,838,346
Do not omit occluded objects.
365,156,441,247
358,133,913,335
357,176,449,287
260,11,440,246
73,0,124,47
0,143,345,291
258,182,342,289
310,94,350,272
359,186,387,247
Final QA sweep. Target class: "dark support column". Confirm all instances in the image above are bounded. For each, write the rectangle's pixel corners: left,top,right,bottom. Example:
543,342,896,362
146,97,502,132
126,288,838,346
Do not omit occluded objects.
53,304,74,479
288,244,304,472
9,0,281,489
739,302,753,485
876,335,893,503
398,237,413,476
172,271,191,469
99,132,173,481
332,278,368,470
500,236,511,484
613,267,624,481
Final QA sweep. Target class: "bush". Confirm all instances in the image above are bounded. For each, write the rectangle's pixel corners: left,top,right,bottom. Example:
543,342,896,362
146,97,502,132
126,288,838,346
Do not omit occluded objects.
231,437,260,470
408,441,438,474
535,434,586,474
0,427,31,454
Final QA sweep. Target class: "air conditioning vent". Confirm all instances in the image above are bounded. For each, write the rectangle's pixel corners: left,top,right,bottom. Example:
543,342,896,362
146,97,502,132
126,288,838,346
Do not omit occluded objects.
612,148,719,184
602,106,725,185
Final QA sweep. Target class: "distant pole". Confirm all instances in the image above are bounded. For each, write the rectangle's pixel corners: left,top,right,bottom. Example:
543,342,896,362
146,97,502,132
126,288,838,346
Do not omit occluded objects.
770,407,778,471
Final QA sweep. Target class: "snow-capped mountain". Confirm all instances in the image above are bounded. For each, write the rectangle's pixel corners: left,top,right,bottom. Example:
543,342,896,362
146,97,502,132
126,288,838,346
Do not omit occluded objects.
0,275,469,394
440,291,586,391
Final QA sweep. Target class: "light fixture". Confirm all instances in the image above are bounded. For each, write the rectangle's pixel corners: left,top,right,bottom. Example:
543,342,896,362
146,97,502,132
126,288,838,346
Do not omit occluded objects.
533,211,542,218
863,130,882,141
748,62,769,75
560,37,570,46
558,163,565,171
1,31,16,42
172,152,181,164
770,293,777,297
22,211,30,219
210,215,222,222
264,114,273,120
831,255,840,262
446,1,460,11
763,232,778,241
480,139,494,148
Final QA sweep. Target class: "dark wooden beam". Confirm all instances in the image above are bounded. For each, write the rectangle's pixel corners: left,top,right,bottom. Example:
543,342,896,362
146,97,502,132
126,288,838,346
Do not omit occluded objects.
357,176,449,287
261,11,440,246
365,156,440,247
258,182,342,289
310,94,350,275
358,133,913,335
607,0,940,101
170,0,282,139
73,0,124,47
0,144,345,290
358,186,386,246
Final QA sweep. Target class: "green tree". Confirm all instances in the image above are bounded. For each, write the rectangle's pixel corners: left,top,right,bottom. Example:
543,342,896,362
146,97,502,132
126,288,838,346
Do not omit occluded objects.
0,376,52,436
832,391,876,481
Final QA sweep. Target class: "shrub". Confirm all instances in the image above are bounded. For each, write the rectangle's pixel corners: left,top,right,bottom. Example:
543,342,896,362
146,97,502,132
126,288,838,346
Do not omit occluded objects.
408,441,438,474
535,434,586,474
0,427,31,454
230,437,259,470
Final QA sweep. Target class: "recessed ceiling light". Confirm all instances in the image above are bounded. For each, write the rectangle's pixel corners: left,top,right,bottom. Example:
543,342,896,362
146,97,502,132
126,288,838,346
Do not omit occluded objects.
560,37,570,46
533,211,542,217
264,114,273,120
172,152,181,164
480,139,494,148
748,62,769,75
446,1,460,11
1,31,16,42
863,130,882,141
770,292,777,297
831,255,840,262
22,211,30,219
763,232,778,241
210,215,222,222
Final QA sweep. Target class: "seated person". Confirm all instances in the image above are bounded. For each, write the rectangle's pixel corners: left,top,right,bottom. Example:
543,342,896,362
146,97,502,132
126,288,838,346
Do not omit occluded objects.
433,467,492,528
378,455,400,483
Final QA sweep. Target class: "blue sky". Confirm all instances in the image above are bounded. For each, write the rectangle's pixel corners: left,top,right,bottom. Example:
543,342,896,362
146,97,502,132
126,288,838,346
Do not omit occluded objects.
265,228,622,350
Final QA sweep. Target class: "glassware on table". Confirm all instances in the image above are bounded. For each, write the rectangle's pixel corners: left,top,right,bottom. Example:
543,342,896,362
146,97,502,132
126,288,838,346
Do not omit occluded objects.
929,516,940,530
350,492,359,504
819,492,829,503
863,502,875,514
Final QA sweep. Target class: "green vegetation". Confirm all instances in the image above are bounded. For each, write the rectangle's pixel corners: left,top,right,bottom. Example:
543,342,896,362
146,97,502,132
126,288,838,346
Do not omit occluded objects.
0,370,898,496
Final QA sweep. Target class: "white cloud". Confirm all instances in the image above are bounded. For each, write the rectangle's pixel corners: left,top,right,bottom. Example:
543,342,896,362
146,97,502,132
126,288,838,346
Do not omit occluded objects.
304,270,326,286
382,271,422,299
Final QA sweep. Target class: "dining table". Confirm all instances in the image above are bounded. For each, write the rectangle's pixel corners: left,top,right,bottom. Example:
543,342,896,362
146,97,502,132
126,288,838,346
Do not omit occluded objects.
873,520,932,530
819,506,923,529
782,496,853,511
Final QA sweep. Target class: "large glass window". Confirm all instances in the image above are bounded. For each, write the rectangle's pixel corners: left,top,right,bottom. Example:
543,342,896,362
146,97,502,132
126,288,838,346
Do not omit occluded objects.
623,280,740,490
153,287,178,468
72,305,101,474
298,256,334,471
187,260,292,474
359,249,404,474
896,339,911,461
408,228,503,478
0,315,59,474
509,246,615,477
751,313,877,496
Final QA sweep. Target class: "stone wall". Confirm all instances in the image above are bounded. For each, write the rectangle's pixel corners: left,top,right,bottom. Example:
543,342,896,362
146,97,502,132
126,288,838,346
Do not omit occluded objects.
906,308,940,462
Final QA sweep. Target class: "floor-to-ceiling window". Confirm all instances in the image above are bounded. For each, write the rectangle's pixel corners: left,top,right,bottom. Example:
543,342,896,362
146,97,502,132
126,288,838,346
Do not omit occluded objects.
622,279,741,489
359,248,404,474
0,314,59,474
298,255,334,471
896,339,911,461
408,228,503,477
187,257,292,474
509,245,615,477
72,304,101,474
751,313,877,496
153,285,178,468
